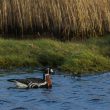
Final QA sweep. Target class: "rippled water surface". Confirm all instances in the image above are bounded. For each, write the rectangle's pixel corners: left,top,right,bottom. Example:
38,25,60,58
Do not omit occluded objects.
0,71,110,110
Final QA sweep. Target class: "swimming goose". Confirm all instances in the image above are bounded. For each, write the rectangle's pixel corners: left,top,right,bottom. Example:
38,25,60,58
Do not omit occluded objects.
8,68,53,88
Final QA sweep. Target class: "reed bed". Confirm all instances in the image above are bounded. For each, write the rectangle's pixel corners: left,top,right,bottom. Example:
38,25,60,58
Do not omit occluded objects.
0,0,110,40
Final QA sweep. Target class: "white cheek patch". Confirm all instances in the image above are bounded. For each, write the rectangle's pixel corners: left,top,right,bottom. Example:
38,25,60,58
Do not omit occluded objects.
50,69,53,73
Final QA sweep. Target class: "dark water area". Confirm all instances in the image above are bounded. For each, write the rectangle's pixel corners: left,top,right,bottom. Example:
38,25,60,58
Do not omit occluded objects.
0,71,110,110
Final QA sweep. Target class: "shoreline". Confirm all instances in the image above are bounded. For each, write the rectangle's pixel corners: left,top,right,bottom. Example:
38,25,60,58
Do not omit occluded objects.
0,36,110,74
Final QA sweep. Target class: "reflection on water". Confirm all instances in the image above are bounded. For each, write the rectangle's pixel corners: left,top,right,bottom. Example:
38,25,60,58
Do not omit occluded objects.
0,71,110,110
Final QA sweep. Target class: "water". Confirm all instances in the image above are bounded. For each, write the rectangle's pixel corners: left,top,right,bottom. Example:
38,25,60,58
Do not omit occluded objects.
0,71,110,110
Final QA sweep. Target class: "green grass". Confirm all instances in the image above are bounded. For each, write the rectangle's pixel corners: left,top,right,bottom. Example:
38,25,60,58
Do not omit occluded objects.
0,35,110,74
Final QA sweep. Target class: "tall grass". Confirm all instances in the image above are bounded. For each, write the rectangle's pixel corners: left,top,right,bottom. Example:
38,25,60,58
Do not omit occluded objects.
0,0,110,40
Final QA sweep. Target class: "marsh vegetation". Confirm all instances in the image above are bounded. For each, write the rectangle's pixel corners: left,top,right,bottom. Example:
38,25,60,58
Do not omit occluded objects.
0,0,110,73
0,36,110,73
0,0,110,40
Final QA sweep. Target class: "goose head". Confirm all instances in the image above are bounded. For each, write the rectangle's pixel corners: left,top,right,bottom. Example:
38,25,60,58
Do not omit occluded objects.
43,68,53,88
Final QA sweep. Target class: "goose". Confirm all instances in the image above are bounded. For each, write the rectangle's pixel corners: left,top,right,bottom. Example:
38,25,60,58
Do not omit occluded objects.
8,68,53,88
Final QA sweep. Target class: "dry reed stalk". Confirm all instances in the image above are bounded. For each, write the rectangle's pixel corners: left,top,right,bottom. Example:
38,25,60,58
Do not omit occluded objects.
0,0,110,40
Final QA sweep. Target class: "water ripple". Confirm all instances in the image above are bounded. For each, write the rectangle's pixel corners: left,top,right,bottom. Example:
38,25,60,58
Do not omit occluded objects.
0,100,11,105
0,72,110,110
10,107,27,110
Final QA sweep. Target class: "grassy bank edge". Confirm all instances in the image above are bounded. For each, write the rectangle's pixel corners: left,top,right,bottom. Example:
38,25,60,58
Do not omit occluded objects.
0,36,110,74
